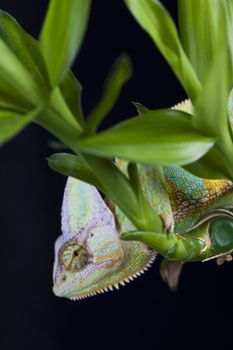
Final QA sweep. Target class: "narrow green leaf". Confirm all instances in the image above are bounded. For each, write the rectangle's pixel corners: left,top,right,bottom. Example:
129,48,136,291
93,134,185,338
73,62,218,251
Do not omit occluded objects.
193,25,231,139
48,153,105,192
49,152,162,231
36,107,82,150
177,2,233,180
0,38,45,105
132,102,149,115
125,0,202,101
178,0,221,82
228,88,233,123
81,155,147,230
48,140,68,151
0,10,49,106
178,1,233,166
183,148,232,180
49,87,83,133
0,11,50,85
133,100,223,180
79,110,215,166
86,53,132,134
0,108,41,144
191,17,233,180
60,70,84,127
127,163,163,232
179,0,233,83
127,163,142,200
0,39,44,105
0,80,32,112
223,1,233,72
40,0,91,86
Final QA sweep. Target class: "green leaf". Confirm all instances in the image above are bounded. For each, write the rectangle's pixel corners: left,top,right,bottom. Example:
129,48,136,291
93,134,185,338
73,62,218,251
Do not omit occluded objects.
0,10,49,106
40,0,91,86
0,80,32,112
191,15,233,180
36,107,81,150
0,11,49,84
59,70,84,127
0,108,41,144
49,152,162,231
78,110,215,166
82,155,149,231
179,0,233,83
193,25,231,138
133,100,223,180
48,153,104,192
228,88,233,122
86,53,132,134
223,1,233,72
132,102,150,115
127,163,163,231
125,0,202,101
178,1,233,148
49,86,83,133
178,0,221,82
48,140,68,151
127,163,142,200
183,147,232,180
0,39,45,105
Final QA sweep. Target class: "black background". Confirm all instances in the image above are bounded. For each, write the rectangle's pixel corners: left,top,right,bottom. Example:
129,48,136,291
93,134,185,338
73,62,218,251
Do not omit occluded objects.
0,1,232,350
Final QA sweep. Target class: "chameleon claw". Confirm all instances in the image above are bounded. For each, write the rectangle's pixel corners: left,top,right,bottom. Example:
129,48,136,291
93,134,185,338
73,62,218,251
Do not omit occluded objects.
160,258,183,291
226,255,233,262
216,254,233,265
160,214,175,234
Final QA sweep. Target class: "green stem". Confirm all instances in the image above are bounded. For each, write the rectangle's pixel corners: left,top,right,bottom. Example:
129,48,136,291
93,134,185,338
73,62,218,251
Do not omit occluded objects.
122,231,206,261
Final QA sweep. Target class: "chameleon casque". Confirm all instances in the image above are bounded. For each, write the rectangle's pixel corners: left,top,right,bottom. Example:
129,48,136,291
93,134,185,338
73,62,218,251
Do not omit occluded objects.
53,100,233,300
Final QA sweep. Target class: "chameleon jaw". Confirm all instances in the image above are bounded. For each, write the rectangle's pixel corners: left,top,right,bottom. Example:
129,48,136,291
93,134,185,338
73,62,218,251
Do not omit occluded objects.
68,252,156,301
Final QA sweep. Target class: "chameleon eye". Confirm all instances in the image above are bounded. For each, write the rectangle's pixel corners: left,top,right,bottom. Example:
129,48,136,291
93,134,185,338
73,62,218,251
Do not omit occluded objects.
59,242,88,271
210,218,233,254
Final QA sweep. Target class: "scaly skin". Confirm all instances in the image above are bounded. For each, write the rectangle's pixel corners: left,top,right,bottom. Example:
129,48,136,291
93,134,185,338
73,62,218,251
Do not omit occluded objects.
53,177,156,300
53,99,233,299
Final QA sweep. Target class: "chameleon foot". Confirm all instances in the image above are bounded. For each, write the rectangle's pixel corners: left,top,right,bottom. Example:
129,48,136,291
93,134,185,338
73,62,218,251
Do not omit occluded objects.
160,258,183,291
160,214,175,233
216,254,233,266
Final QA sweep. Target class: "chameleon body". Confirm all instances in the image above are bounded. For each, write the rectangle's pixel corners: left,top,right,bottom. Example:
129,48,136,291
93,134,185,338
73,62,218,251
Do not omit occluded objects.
53,100,233,300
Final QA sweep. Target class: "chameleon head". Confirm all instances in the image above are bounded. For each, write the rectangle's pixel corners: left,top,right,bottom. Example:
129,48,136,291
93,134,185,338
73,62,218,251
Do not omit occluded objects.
53,177,156,300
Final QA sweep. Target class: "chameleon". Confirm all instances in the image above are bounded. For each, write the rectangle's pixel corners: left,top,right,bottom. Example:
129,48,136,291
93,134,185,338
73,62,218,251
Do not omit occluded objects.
53,100,233,300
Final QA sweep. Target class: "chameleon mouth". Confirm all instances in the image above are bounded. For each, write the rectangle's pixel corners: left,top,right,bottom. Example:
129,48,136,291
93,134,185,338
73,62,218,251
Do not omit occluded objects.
68,251,156,301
